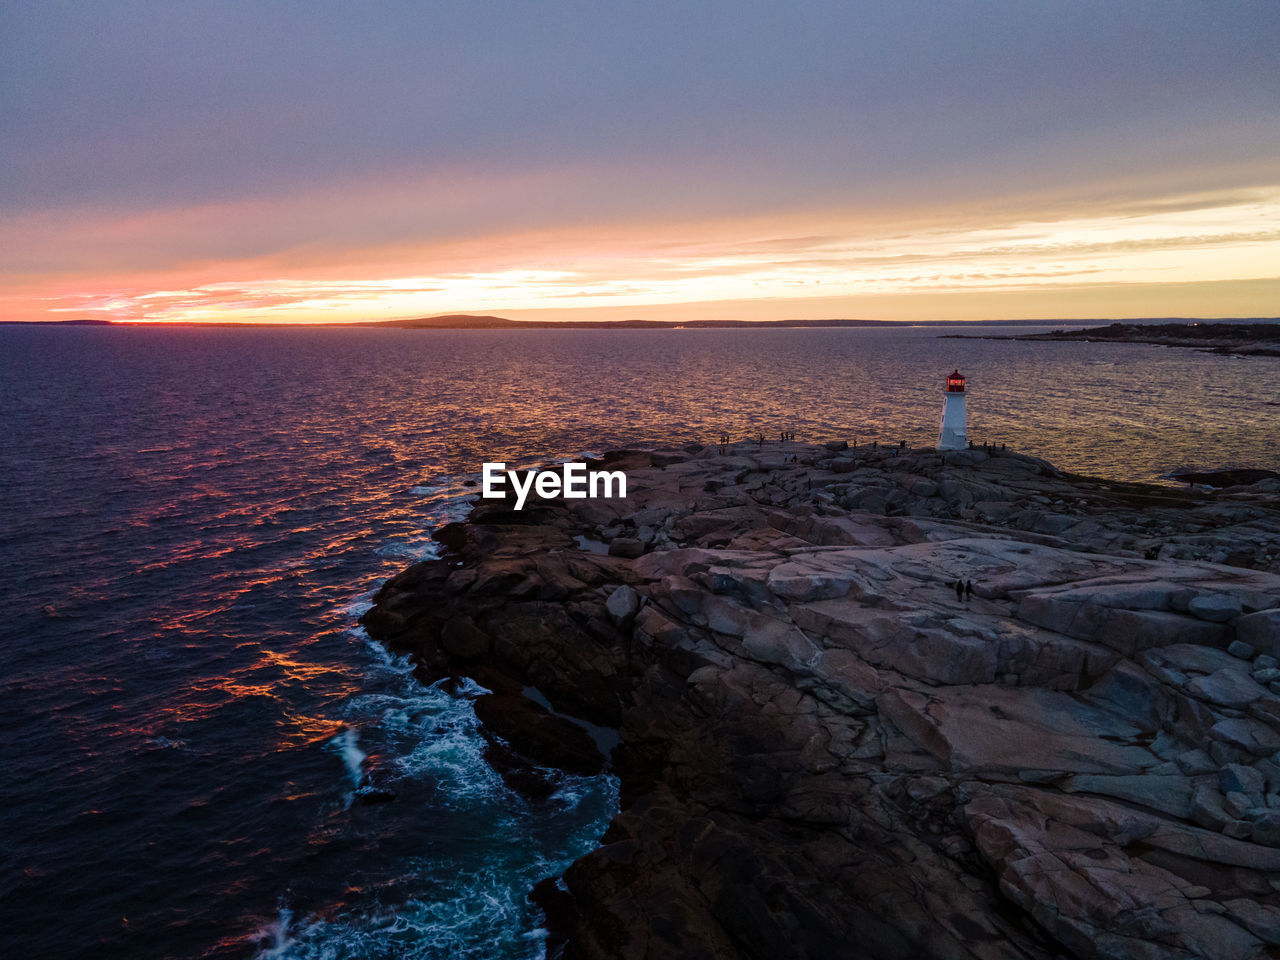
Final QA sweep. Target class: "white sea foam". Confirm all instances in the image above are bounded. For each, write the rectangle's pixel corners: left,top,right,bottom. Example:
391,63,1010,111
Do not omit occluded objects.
248,908,297,958
337,597,376,622
330,728,366,786
250,491,618,960
335,584,382,621
252,643,619,959
249,771,619,959
144,736,185,750
342,662,499,803
252,884,546,960
373,538,441,560
247,832,611,960
378,479,476,560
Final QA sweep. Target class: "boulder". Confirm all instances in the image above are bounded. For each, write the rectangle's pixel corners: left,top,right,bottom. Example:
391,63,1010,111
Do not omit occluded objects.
605,584,641,624
1228,640,1256,659
1187,669,1270,709
1251,812,1280,848
1236,608,1280,658
1189,594,1244,623
607,537,645,558
1210,717,1280,757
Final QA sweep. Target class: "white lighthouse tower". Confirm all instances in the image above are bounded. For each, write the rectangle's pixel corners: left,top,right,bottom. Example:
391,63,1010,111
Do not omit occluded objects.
938,370,967,450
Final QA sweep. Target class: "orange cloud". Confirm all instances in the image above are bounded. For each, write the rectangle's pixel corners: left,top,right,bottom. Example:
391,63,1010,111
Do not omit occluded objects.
4,173,1279,324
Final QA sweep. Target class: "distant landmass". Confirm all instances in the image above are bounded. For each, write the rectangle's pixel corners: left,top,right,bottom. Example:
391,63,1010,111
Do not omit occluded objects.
942,320,1280,357
0,318,114,326
365,315,1253,330
371,315,903,329
369,314,525,328
2,314,909,329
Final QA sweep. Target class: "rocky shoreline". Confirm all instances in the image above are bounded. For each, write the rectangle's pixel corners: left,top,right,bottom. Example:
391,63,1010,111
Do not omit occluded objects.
362,443,1280,960
941,321,1280,357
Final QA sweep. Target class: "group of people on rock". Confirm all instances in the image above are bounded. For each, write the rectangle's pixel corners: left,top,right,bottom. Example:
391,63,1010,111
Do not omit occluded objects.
713,432,1007,457
953,579,975,602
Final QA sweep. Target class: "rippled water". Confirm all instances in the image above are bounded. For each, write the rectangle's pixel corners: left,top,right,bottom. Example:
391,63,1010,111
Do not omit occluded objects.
0,324,1276,959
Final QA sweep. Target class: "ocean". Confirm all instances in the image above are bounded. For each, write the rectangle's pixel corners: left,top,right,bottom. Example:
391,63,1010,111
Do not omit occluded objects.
1,323,1277,959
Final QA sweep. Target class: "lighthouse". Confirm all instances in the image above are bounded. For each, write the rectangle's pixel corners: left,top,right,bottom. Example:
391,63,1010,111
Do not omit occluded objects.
938,370,967,450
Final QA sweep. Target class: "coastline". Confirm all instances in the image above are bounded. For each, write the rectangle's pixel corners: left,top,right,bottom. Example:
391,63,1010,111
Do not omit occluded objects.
941,321,1280,358
363,443,1280,959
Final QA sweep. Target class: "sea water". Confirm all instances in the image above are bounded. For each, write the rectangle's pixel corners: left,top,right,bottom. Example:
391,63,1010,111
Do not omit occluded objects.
1,324,1276,958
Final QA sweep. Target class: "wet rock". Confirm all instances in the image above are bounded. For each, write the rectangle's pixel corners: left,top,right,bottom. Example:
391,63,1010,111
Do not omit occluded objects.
473,693,606,777
531,876,579,951
354,784,396,804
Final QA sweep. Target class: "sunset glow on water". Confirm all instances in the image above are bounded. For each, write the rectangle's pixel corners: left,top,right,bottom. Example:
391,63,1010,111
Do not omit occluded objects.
1,323,1277,956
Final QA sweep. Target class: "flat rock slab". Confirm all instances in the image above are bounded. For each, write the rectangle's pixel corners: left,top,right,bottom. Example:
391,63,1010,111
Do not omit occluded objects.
878,685,1158,776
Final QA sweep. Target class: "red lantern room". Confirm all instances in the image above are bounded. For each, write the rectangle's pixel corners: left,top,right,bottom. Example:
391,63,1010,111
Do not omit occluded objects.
946,370,966,393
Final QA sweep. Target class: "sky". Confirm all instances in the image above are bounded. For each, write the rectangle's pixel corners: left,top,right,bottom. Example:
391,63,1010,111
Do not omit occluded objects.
2,0,1278,324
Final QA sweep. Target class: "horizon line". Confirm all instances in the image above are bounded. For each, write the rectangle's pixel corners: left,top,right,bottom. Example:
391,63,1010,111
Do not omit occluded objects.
6,315,1280,330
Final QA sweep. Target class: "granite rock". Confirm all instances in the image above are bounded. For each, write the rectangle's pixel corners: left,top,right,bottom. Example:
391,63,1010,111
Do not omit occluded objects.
362,443,1280,960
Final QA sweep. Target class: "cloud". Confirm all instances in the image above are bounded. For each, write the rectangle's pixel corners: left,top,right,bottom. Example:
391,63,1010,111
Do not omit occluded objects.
26,184,1277,323
4,2,1278,218
3,3,1278,322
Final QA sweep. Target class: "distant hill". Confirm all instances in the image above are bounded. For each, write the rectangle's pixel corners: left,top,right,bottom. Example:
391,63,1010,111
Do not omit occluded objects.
372,314,521,328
